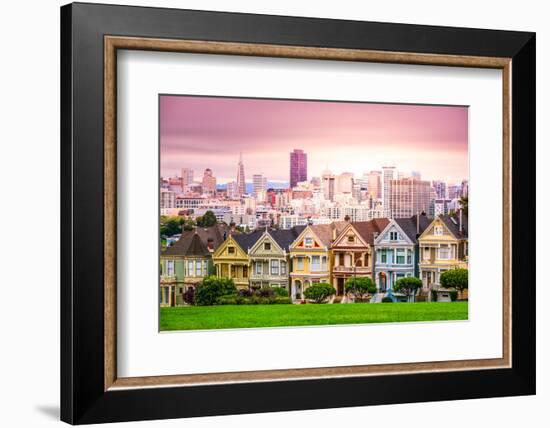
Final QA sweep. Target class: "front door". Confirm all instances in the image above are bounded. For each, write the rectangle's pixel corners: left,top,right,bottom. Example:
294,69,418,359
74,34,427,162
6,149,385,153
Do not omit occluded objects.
337,277,345,295
379,272,387,292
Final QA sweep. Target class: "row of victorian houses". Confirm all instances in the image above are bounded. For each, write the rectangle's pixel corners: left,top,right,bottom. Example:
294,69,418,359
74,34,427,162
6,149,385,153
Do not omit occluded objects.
160,213,468,306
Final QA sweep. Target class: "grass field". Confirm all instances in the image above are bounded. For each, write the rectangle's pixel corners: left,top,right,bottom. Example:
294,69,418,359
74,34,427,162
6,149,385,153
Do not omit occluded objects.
160,302,468,331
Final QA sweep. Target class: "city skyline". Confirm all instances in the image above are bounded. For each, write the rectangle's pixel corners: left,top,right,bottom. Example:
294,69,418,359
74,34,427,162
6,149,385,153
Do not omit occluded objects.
160,95,468,183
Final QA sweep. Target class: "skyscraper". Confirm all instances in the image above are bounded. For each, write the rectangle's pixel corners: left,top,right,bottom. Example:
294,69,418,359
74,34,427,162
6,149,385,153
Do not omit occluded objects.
367,171,382,199
322,169,335,202
236,152,246,196
181,168,194,191
289,149,307,188
252,174,267,197
389,177,432,218
201,168,217,196
382,165,396,213
432,180,448,199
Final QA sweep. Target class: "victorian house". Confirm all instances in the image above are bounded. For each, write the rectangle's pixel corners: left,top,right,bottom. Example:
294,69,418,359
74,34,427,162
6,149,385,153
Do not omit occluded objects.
248,227,305,290
289,222,347,301
331,218,389,296
418,212,468,294
212,232,252,290
160,224,228,306
373,215,430,295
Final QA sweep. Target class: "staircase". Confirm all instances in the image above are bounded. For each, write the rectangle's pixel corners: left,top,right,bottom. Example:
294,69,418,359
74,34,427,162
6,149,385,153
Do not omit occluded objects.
370,292,386,303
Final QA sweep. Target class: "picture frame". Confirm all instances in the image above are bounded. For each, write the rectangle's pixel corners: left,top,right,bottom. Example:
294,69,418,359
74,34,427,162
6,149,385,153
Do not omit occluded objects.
61,2,535,424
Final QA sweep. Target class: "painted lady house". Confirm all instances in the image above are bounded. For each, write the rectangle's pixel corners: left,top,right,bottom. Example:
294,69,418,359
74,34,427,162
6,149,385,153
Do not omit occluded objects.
160,224,229,306
373,215,431,300
212,231,252,289
418,212,468,300
248,227,305,290
289,222,347,301
331,218,389,296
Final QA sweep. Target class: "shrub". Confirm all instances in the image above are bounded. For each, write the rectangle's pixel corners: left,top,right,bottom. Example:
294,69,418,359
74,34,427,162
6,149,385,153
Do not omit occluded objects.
216,295,237,305
449,290,458,302
238,288,253,298
382,296,393,303
393,277,422,301
304,283,336,303
195,276,237,306
440,268,468,292
431,289,438,302
272,287,289,297
345,277,376,301
257,286,275,298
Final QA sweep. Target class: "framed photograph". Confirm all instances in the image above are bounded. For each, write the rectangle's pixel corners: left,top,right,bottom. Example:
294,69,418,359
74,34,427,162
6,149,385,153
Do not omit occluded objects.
61,2,535,424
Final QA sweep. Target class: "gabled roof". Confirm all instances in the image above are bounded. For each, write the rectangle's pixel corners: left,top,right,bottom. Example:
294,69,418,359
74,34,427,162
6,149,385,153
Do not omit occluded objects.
351,218,390,245
440,213,468,239
270,226,306,251
232,229,264,253
162,223,229,256
394,214,432,243
309,221,348,246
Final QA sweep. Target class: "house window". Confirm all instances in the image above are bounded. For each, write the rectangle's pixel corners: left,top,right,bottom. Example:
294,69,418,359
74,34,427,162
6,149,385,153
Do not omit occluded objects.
390,231,398,241
304,237,313,247
195,261,202,277
281,261,287,275
434,225,443,236
380,249,387,263
347,235,355,243
264,242,271,251
271,260,279,275
439,245,451,259
321,256,327,270
407,250,412,264
396,249,405,264
255,262,263,275
203,260,208,275
187,260,194,277
296,257,304,270
167,260,174,276
311,256,321,271
423,247,431,260
227,246,235,254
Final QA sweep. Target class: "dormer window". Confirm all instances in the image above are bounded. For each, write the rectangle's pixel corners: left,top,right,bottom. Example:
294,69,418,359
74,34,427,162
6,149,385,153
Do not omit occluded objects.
264,242,271,251
390,231,398,241
347,235,355,243
304,237,313,248
228,246,235,254
434,225,443,236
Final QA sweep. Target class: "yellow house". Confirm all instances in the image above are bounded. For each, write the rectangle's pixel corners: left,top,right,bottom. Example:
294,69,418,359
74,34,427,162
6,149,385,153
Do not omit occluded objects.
212,234,250,289
289,222,346,301
418,213,468,296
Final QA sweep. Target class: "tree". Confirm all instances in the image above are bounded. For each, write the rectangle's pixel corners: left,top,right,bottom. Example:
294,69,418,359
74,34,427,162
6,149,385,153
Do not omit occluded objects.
194,276,237,306
182,218,196,231
345,277,376,301
304,283,336,303
196,210,217,227
440,268,468,293
393,276,423,302
160,218,182,237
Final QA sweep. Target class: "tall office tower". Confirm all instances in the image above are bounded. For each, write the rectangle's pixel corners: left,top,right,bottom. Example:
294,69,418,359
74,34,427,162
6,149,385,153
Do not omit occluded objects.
226,181,239,199
336,172,354,194
252,174,267,197
390,177,432,219
201,168,217,196
236,152,246,196
367,171,382,199
382,165,396,212
181,168,194,191
321,169,335,202
447,184,462,200
432,180,448,199
289,149,307,188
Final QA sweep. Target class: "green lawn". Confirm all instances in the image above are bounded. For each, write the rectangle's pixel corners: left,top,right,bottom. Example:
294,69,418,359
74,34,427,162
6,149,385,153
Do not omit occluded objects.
160,302,468,331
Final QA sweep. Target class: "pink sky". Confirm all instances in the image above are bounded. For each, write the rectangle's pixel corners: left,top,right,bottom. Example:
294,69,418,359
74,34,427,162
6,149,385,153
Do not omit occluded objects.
160,95,468,184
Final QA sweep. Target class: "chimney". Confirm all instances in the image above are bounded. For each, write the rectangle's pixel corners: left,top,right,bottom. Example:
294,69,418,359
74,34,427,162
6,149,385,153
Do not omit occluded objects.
230,221,236,234
207,237,214,251
416,211,420,235
344,215,351,222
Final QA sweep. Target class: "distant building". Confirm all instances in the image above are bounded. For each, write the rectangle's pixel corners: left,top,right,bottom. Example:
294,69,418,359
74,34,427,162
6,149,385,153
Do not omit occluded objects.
336,172,354,194
201,168,217,196
181,168,194,191
322,169,335,202
367,171,382,199
236,152,246,196
160,188,176,209
432,180,447,199
461,180,469,198
252,174,267,197
382,166,396,213
289,149,307,188
433,198,452,216
389,177,431,219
